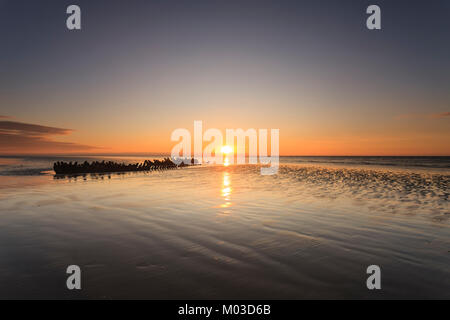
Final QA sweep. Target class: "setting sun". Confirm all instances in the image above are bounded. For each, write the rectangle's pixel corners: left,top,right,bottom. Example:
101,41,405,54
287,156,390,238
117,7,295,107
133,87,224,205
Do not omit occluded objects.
221,145,233,155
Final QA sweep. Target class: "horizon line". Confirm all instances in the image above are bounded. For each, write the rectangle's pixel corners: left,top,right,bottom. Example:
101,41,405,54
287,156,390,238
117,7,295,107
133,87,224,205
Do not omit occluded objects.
0,153,449,157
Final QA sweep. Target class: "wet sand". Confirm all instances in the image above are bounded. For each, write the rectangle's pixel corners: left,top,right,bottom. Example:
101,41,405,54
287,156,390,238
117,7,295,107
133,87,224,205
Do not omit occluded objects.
0,163,448,299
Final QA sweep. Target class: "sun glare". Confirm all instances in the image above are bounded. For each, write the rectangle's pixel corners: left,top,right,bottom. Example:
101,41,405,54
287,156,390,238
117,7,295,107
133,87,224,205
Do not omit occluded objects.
221,145,233,155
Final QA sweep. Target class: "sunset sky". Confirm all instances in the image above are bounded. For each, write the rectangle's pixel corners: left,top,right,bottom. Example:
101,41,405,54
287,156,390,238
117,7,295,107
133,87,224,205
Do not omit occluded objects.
1,0,449,155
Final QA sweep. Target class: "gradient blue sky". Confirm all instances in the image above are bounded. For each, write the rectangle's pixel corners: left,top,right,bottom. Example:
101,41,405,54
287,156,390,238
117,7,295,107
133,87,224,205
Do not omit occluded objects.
1,0,449,155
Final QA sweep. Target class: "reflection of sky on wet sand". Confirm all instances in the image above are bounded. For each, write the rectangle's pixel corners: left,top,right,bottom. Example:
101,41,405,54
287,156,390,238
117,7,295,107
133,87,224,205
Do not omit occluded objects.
0,163,448,299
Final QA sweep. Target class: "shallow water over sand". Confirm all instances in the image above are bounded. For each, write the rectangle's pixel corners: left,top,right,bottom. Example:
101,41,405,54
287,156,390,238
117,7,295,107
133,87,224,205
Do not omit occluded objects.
0,162,448,299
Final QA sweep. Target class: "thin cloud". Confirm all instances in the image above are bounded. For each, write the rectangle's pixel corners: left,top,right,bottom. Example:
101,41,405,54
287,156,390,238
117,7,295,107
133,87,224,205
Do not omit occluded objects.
0,120,72,135
396,112,450,120
430,112,450,119
0,119,99,154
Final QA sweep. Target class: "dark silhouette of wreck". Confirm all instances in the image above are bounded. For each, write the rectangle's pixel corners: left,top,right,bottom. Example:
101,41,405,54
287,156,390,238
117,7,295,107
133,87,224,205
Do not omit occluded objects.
53,158,195,174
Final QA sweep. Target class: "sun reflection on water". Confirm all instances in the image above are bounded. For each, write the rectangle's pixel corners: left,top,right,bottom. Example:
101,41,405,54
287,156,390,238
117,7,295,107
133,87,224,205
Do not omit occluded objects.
220,172,232,208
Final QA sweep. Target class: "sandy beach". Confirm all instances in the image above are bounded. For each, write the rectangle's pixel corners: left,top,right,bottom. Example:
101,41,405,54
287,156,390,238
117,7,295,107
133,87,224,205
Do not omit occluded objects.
0,156,448,299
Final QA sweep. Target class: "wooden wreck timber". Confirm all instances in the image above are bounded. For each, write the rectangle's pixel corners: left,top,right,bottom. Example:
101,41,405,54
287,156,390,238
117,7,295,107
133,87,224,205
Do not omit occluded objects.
53,158,194,174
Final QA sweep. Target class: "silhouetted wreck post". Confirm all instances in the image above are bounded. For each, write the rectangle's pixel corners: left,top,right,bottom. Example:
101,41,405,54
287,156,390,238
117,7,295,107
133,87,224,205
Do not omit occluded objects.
53,157,182,175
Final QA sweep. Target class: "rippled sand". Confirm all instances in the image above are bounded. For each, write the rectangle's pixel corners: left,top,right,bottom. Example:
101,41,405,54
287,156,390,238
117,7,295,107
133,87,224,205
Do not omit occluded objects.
0,164,448,299
277,165,449,220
